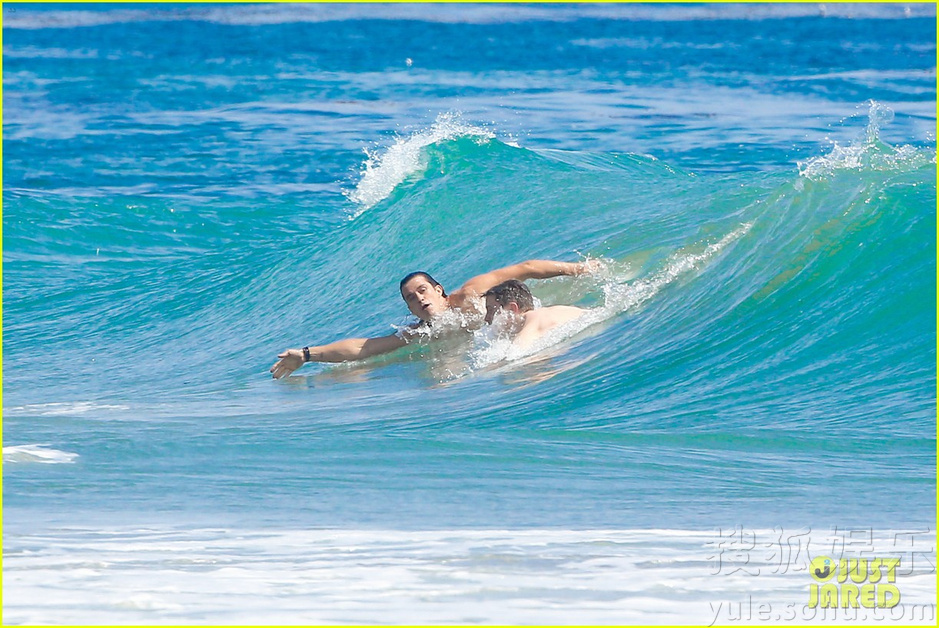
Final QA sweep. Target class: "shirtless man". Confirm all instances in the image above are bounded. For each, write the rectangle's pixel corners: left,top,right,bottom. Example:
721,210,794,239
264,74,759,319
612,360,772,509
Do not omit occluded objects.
483,279,584,350
270,259,596,378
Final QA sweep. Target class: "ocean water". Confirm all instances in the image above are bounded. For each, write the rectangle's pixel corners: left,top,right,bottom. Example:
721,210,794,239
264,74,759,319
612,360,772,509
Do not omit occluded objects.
2,3,936,624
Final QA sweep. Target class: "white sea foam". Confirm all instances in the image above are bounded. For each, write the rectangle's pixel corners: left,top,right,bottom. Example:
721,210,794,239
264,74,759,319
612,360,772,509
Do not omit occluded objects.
3,401,130,417
345,112,495,215
4,525,934,625
798,101,936,181
473,225,752,368
3,444,79,465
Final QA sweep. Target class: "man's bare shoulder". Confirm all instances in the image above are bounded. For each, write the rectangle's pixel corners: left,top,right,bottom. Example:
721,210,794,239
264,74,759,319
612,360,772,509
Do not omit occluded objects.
526,305,584,330
511,305,585,350
447,290,485,315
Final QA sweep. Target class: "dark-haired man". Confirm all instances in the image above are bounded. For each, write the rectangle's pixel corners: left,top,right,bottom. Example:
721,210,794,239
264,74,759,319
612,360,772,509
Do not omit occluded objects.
483,280,584,350
270,259,597,378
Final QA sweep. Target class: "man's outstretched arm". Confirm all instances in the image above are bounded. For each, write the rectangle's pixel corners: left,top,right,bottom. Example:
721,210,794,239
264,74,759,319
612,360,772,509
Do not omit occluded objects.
270,333,409,379
456,259,601,298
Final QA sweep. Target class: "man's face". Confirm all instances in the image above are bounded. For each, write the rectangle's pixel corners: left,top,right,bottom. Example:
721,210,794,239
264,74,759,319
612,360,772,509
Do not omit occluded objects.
401,276,448,321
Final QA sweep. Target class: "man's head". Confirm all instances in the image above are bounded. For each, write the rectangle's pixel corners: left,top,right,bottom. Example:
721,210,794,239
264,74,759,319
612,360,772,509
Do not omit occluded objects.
400,271,449,321
484,280,534,325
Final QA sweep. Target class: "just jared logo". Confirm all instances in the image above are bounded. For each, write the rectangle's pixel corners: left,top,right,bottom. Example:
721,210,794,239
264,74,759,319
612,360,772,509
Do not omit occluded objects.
808,556,901,609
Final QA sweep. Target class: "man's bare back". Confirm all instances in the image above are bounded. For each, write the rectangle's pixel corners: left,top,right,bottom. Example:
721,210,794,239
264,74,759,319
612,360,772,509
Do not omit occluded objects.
512,305,585,350
483,280,585,350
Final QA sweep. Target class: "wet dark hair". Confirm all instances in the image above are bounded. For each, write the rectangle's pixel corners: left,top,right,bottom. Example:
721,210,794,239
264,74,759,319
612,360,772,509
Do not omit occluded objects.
484,279,534,312
399,271,447,297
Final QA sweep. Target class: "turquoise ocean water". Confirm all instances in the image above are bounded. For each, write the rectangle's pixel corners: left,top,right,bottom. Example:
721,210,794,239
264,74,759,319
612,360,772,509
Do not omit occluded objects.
3,3,937,624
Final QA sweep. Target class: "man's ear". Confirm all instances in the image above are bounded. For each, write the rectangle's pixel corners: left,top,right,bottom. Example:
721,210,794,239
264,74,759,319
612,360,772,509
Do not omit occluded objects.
507,302,521,314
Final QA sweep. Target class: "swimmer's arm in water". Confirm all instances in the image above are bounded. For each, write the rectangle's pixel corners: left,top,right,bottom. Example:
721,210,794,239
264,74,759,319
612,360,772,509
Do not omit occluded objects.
455,259,601,300
270,332,410,378
513,305,585,350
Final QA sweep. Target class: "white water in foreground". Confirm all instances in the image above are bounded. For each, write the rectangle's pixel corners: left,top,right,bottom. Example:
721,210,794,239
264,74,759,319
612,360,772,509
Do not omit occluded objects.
4,527,934,624
3,444,79,465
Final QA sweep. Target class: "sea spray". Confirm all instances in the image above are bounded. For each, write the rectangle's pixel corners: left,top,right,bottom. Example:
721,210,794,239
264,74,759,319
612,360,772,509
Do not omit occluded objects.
345,113,496,214
798,101,935,181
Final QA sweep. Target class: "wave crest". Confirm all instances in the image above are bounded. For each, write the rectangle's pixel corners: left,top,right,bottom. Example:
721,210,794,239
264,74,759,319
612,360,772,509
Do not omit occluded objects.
798,101,935,181
345,113,496,215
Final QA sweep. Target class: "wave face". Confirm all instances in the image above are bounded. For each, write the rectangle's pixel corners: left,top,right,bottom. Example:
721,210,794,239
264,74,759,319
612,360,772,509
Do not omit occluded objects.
324,108,937,443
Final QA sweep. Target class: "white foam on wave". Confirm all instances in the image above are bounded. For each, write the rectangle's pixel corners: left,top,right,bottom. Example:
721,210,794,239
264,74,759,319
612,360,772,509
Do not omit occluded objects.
798,101,936,181
3,401,130,417
3,444,79,465
473,224,752,368
345,112,495,215
4,525,934,624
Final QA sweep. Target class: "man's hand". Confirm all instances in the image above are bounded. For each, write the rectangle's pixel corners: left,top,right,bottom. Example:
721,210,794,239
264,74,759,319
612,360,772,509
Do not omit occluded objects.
578,258,605,275
270,349,304,379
